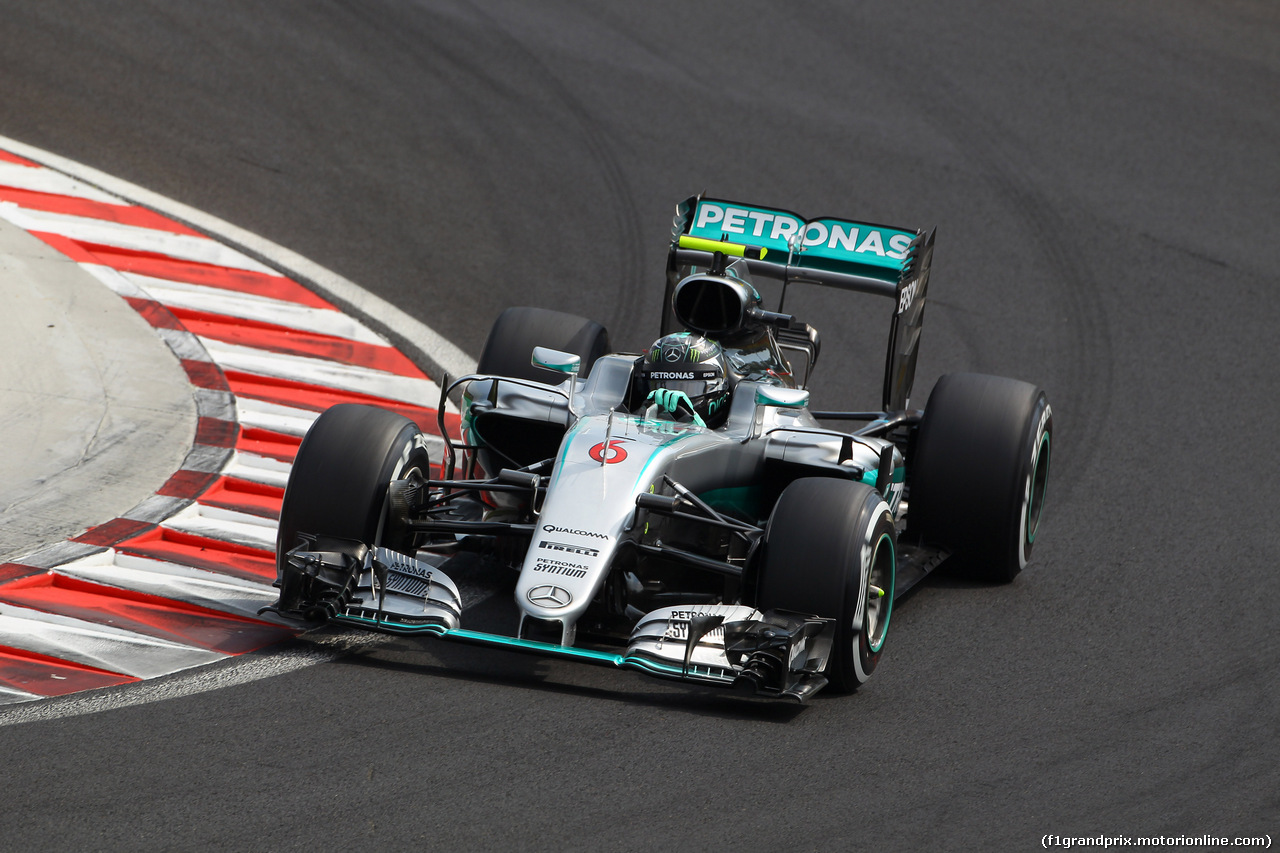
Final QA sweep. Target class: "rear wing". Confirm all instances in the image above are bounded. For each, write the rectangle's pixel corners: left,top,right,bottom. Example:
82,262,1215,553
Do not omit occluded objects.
664,195,935,412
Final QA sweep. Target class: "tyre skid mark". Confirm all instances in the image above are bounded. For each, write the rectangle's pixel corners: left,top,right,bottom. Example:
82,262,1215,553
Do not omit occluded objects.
0,148,457,705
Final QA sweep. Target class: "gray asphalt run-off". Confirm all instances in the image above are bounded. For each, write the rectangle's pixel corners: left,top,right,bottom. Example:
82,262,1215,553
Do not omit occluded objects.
0,216,196,561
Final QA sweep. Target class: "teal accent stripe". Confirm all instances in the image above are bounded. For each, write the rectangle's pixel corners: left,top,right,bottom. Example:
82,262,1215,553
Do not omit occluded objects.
333,613,450,634
443,628,625,665
444,630,734,683
631,427,704,491
870,532,895,654
1027,432,1050,544
336,620,736,682
859,466,905,487
549,418,591,489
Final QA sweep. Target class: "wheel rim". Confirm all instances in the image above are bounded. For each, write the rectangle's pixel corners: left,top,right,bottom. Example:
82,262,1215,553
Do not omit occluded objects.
1026,432,1050,544
865,531,895,653
377,462,427,550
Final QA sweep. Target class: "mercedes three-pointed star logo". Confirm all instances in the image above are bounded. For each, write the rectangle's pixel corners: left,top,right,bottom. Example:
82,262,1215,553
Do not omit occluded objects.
527,584,573,608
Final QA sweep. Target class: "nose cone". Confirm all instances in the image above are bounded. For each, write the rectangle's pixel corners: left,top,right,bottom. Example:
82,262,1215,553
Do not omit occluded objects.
515,413,723,631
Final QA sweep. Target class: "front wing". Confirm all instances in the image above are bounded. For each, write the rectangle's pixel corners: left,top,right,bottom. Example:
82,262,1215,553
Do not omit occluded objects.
263,541,837,703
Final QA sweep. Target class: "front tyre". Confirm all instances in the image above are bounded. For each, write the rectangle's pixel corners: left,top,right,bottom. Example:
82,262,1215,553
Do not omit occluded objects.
909,372,1053,583
275,403,431,582
755,478,896,693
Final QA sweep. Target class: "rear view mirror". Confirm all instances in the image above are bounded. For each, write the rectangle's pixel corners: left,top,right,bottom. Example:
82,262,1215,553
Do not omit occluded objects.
531,347,581,376
755,386,809,409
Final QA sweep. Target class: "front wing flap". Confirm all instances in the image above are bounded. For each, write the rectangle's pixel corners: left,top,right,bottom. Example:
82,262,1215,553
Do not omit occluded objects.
264,540,462,633
626,605,835,702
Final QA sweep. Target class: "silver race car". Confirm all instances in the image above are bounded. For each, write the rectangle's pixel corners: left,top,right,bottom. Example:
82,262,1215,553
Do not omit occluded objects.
264,196,1053,702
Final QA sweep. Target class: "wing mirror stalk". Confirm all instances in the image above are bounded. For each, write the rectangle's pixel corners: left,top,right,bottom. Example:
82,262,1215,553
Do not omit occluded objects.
748,386,811,441
531,347,581,416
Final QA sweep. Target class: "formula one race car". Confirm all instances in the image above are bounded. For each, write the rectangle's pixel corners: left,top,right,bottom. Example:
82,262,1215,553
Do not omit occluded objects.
265,196,1053,702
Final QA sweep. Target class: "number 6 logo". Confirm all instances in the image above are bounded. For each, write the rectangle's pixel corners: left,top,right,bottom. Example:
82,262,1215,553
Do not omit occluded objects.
589,439,629,464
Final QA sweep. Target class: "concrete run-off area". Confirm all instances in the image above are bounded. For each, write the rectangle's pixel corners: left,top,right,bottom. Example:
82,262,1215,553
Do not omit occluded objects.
0,217,195,560
0,146,458,703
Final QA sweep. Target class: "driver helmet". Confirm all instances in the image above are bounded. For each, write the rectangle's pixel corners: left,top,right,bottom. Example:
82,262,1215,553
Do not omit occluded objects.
638,332,730,423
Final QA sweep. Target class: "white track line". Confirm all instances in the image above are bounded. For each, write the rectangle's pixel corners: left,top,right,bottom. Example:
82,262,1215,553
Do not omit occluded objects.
160,504,278,551
0,630,385,726
123,273,390,345
61,553,278,621
198,338,441,405
222,452,293,489
235,397,322,435
0,203,276,273
0,599,225,679
0,160,124,203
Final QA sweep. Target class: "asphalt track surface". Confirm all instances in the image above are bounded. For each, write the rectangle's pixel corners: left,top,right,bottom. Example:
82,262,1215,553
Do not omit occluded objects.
1,2,1277,850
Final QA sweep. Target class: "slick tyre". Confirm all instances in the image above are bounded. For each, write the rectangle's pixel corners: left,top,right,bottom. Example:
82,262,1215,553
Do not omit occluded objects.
756,478,896,693
275,403,431,579
909,373,1053,583
478,307,611,382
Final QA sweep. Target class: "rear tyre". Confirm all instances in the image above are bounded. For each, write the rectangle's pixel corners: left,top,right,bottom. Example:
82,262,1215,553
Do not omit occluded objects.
477,306,611,382
275,404,430,581
755,478,896,693
909,372,1053,583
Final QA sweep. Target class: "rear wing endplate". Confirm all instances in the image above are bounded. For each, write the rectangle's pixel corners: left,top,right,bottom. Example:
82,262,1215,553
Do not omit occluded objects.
665,195,935,411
